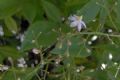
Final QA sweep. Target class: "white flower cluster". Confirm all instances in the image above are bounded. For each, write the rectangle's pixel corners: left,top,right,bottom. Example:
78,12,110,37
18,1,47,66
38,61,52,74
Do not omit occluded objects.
68,15,86,31
17,57,27,68
0,65,9,72
16,33,25,42
32,48,40,54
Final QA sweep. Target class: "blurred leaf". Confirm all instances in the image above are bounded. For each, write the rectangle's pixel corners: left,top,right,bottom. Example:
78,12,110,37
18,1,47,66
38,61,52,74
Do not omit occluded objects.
77,0,101,23
0,0,21,19
104,44,120,62
99,8,107,26
21,2,37,23
114,0,120,30
0,46,20,62
64,0,89,15
99,0,108,26
1,71,15,80
17,68,38,80
4,16,18,34
92,42,120,64
115,0,120,19
21,21,58,51
1,68,37,80
74,57,88,65
95,70,109,80
60,23,71,33
2,24,13,36
41,0,61,22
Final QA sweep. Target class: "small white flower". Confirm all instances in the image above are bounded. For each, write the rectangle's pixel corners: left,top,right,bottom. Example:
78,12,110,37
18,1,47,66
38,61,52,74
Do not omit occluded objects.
19,58,26,64
91,35,98,41
88,41,92,45
17,64,25,68
114,62,118,65
16,33,25,42
55,61,59,65
17,57,26,68
109,53,113,60
3,65,9,70
108,29,113,33
76,69,80,73
68,15,86,31
92,19,96,22
32,48,40,54
101,63,107,70
0,65,9,71
86,48,91,53
32,40,35,43
0,25,4,36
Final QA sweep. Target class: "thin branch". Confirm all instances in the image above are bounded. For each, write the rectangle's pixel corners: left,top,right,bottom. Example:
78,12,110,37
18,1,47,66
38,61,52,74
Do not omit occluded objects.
115,64,120,78
71,32,120,38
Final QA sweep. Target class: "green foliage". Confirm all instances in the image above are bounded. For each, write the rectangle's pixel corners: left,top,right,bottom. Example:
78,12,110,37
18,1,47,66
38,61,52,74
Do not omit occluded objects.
0,46,20,63
4,16,18,34
21,21,58,51
21,2,37,23
0,0,21,19
41,0,61,23
0,0,120,80
77,0,101,23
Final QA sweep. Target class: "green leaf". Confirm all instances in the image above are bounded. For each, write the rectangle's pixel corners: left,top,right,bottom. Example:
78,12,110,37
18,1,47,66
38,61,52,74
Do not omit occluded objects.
3,23,13,36
1,71,15,80
64,0,89,16
95,71,109,80
77,0,101,23
0,0,21,19
99,0,108,26
21,2,37,23
1,68,37,80
0,46,20,62
41,0,61,22
114,0,120,30
4,16,18,34
115,0,120,18
20,68,38,80
21,21,58,51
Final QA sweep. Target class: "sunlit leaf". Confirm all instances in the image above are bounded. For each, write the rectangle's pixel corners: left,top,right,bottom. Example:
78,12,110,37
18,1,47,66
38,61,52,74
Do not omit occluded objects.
41,0,61,22
4,16,18,34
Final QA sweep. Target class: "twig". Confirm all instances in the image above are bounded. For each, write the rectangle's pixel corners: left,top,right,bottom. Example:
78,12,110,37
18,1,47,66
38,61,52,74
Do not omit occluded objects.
115,64,120,78
71,32,120,38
